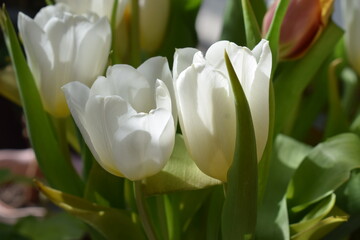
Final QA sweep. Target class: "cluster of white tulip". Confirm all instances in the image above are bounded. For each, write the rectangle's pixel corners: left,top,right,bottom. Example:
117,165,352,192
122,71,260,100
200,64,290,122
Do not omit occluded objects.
18,3,272,181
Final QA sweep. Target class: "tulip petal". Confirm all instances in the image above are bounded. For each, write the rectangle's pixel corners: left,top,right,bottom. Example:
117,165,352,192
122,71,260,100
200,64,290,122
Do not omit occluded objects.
84,95,135,177
18,13,53,84
137,56,176,123
176,63,236,182
173,48,198,80
73,16,111,86
155,80,172,113
62,82,100,160
205,40,230,74
90,65,155,113
226,43,258,97
34,4,70,29
252,39,272,79
249,69,270,161
113,108,174,180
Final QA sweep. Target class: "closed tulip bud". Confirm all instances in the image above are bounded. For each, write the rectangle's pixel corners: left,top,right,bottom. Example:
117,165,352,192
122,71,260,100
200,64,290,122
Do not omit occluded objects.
174,40,272,182
342,0,360,75
62,57,176,180
262,0,334,60
18,4,111,117
139,0,170,53
56,0,129,26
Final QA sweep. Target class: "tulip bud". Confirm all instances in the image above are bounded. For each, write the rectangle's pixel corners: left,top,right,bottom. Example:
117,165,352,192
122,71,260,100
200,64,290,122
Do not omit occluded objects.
18,4,111,117
262,0,334,60
138,0,170,53
342,0,360,75
174,40,272,182
62,57,176,180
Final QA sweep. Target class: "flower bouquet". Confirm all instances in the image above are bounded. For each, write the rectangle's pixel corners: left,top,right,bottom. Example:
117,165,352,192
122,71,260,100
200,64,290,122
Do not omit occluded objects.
0,0,359,239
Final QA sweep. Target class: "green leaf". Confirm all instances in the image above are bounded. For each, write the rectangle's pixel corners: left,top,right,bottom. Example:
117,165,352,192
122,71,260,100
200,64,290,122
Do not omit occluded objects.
15,212,85,240
143,134,221,195
287,133,360,209
336,168,360,214
290,194,336,233
250,0,267,25
256,134,312,240
291,206,348,240
0,7,83,196
274,22,343,134
265,0,290,66
221,51,257,239
36,181,145,240
291,64,328,140
221,0,246,46
241,0,262,49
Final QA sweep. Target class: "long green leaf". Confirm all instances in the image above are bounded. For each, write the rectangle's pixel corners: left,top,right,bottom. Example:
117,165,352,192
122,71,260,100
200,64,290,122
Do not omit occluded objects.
265,0,290,66
241,0,262,49
221,51,257,239
0,7,83,195
274,22,343,135
36,181,145,240
221,0,246,46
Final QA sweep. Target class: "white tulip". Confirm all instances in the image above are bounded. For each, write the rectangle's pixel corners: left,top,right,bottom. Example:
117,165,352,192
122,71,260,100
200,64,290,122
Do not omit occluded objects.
18,4,111,117
342,0,360,75
62,57,176,180
56,0,129,26
174,40,272,182
139,0,170,53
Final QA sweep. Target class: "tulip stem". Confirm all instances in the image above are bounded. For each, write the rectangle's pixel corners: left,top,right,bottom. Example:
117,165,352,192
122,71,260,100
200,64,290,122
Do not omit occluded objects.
134,181,157,240
53,117,71,162
130,0,141,67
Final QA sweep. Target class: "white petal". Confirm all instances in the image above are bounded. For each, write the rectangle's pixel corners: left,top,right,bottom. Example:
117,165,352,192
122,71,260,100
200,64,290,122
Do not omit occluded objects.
173,47,198,80
84,95,136,177
18,13,68,116
113,108,175,180
91,65,155,113
205,40,230,75
155,80,172,113
249,70,270,162
17,13,53,84
226,43,258,98
175,63,236,182
252,39,272,79
34,4,70,29
62,81,99,160
137,56,177,124
73,16,111,86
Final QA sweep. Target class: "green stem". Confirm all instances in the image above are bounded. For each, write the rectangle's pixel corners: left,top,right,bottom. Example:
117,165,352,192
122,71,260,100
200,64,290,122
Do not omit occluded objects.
134,181,157,240
156,195,169,240
53,117,71,162
130,0,140,67
110,0,121,64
